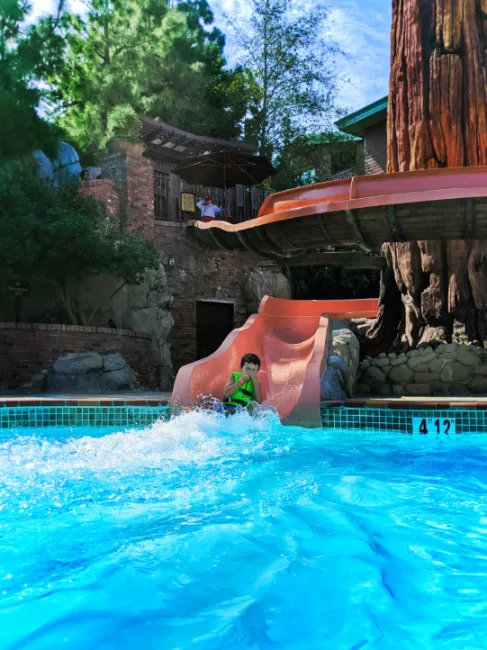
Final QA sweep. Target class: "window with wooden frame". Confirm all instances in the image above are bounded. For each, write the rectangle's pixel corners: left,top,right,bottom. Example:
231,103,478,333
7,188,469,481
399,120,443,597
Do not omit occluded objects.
154,169,170,221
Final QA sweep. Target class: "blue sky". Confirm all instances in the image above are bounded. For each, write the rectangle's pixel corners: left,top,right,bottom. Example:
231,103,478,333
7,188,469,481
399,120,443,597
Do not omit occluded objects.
30,0,391,113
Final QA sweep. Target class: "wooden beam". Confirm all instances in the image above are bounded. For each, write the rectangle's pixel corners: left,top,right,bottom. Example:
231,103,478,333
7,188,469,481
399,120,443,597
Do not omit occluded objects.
283,252,385,269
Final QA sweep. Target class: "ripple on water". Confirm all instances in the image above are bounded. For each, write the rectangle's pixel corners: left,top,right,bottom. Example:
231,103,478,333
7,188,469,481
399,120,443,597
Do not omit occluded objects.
0,411,487,649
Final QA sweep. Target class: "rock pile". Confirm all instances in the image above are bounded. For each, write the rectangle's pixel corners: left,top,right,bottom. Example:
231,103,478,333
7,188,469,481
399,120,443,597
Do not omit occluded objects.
245,268,292,314
46,352,136,393
356,343,487,396
321,327,361,400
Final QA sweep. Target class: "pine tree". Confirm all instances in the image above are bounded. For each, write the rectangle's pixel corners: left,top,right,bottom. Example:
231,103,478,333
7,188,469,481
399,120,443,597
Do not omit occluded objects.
48,0,247,155
0,0,63,161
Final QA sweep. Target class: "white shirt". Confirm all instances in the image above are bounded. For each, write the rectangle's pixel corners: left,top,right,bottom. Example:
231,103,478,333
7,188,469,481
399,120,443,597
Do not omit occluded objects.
197,200,222,218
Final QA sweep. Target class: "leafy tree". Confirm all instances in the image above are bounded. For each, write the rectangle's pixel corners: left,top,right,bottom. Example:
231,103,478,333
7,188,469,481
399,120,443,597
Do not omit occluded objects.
0,0,64,161
226,0,340,160
46,0,247,155
292,264,380,301
274,131,363,191
0,163,159,324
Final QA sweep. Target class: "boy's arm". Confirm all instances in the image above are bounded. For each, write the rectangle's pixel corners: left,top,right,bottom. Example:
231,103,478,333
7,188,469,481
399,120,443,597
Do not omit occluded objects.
223,373,246,399
253,377,262,403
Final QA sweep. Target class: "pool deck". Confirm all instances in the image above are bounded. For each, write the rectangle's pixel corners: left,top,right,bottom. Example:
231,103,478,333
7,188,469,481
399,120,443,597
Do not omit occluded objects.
1,394,487,410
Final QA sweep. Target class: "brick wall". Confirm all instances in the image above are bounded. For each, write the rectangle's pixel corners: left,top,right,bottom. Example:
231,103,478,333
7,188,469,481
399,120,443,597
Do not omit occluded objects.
0,323,155,390
364,122,387,174
100,151,127,220
125,147,155,234
79,179,120,218
95,140,282,375
100,140,154,234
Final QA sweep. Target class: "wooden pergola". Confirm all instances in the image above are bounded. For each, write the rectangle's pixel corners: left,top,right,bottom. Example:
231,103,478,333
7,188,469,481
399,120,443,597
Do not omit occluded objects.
141,117,257,162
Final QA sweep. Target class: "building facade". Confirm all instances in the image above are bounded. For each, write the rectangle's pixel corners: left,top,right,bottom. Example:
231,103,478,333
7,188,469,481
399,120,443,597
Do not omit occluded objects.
335,97,388,176
89,105,390,376
82,125,287,380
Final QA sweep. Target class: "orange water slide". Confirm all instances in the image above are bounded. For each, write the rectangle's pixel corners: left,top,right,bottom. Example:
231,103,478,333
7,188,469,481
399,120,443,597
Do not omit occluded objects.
171,296,378,428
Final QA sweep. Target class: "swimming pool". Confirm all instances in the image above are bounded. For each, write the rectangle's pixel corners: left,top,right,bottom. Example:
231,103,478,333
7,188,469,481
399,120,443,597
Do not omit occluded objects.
1,409,487,649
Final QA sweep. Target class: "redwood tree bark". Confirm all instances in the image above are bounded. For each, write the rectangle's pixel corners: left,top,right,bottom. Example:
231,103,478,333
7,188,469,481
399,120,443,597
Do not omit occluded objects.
364,0,487,354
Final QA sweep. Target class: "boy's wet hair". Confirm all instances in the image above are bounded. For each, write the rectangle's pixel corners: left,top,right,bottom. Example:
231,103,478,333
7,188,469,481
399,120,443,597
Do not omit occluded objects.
240,353,261,369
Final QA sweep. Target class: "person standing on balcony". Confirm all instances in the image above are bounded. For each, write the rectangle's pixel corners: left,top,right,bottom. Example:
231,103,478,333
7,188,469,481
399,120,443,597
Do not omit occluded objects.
196,194,222,222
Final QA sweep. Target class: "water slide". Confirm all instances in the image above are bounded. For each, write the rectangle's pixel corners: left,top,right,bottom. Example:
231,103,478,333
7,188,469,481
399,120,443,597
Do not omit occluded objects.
171,296,378,428
186,167,487,256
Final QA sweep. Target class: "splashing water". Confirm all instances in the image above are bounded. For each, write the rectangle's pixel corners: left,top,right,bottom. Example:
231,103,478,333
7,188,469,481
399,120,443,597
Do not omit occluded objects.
1,411,487,649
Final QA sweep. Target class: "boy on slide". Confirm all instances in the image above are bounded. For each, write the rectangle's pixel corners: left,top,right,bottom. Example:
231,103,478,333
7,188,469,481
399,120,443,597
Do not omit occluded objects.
221,353,262,415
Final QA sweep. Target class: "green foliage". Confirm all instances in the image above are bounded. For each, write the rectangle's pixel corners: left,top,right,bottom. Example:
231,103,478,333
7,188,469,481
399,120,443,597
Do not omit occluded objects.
0,0,63,161
47,0,247,154
0,163,158,324
292,263,380,301
274,131,363,191
227,0,340,160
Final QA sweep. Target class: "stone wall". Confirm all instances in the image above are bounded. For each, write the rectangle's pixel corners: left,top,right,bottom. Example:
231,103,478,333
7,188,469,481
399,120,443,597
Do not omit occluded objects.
0,323,155,391
356,343,487,396
321,324,361,400
153,220,288,371
245,268,292,314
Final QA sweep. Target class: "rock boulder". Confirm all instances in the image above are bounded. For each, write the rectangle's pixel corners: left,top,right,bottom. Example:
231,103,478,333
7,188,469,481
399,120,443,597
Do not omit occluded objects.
245,269,292,313
46,352,136,393
321,325,361,400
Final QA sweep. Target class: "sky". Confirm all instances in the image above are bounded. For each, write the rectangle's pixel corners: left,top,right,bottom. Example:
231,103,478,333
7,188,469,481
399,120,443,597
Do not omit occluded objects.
29,0,391,113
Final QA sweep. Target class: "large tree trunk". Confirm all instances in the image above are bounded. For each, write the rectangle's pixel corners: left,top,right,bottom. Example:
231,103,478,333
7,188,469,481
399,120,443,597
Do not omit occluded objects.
366,0,487,353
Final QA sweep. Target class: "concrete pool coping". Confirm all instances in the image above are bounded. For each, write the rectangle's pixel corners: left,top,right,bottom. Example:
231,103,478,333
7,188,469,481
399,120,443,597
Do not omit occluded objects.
1,394,487,410
323,396,487,410
0,393,172,407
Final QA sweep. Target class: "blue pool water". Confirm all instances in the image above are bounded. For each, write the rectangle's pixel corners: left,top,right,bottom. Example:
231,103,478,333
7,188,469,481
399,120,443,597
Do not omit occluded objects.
1,411,487,649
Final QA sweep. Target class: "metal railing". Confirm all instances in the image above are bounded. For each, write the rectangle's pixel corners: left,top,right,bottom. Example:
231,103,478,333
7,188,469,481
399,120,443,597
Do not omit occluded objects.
188,184,268,223
154,170,170,220
332,168,356,180
153,171,268,224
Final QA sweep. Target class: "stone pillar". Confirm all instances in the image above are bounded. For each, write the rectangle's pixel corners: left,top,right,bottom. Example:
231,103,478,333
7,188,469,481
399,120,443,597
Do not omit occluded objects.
101,139,154,235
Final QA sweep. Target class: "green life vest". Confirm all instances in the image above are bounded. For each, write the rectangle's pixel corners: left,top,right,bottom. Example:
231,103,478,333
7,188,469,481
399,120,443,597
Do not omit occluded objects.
224,371,255,409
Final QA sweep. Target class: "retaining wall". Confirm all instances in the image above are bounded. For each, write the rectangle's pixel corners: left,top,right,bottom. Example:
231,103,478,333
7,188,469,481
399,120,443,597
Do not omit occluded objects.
0,323,155,390
356,343,487,396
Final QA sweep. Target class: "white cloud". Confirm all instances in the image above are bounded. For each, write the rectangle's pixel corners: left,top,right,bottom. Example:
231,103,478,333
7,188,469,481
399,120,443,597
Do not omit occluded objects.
326,1,390,110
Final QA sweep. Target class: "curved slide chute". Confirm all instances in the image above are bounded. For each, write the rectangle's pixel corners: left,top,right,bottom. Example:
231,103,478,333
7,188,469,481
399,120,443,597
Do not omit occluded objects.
171,296,378,428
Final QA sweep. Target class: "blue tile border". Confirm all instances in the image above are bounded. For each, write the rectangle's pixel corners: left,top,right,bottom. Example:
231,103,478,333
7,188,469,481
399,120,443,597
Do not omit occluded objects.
321,406,487,434
0,406,170,429
2,403,487,434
